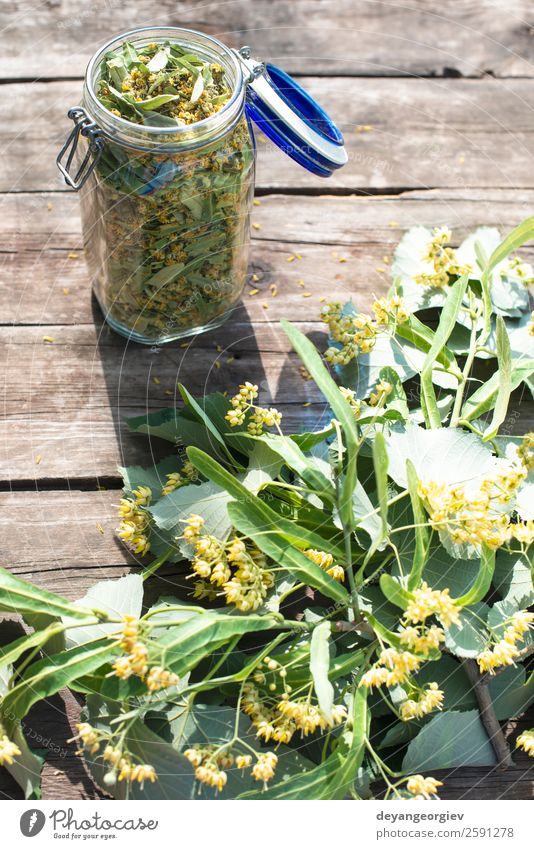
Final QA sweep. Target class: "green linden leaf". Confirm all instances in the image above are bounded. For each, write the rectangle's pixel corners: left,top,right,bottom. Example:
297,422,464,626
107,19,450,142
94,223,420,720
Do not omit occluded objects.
310,621,334,720
402,709,496,772
62,574,144,648
385,425,495,490
493,551,534,608
456,227,531,318
444,603,490,658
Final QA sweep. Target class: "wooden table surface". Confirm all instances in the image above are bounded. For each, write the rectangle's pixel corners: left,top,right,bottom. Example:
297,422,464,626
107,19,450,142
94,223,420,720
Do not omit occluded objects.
1,0,534,799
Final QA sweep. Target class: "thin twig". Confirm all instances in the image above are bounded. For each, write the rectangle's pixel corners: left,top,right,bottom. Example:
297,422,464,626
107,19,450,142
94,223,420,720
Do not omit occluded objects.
335,619,375,637
462,659,514,769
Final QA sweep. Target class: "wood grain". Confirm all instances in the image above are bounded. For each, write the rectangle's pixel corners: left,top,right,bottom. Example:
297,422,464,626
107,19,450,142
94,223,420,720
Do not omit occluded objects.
2,0,534,81
4,77,534,193
1,189,534,325
1,190,532,481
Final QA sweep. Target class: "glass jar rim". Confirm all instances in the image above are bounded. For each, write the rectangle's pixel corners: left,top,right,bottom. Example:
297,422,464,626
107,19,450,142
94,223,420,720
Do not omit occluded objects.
83,26,245,148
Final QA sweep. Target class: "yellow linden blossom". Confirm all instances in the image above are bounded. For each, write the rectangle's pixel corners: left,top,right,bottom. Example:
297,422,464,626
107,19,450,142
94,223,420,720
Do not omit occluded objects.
529,311,534,336
252,752,278,787
418,457,528,552
184,745,232,792
195,764,228,792
321,299,408,366
304,548,345,582
414,226,470,288
399,624,445,653
145,666,180,692
0,734,21,766
372,295,409,326
180,519,274,612
242,684,345,744
224,382,281,435
161,460,198,496
339,386,362,418
277,698,347,736
117,759,157,788
161,472,183,496
406,774,443,799
112,641,148,680
477,610,534,674
103,746,122,767
361,586,457,693
361,648,422,690
132,485,152,506
405,582,460,628
360,667,390,689
511,520,534,546
400,683,444,721
117,490,151,556
182,514,204,542
110,616,170,685
236,754,253,769
369,379,393,408
516,730,534,757
74,723,100,755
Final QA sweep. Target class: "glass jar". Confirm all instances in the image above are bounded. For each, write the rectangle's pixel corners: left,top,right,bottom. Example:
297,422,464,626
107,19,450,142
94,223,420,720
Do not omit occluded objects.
58,27,347,345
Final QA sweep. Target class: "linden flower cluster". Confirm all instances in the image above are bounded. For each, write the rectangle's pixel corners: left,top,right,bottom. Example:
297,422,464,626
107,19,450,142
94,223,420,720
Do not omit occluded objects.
74,724,158,788
517,432,534,471
321,298,409,366
184,745,232,792
102,746,157,788
404,582,461,629
406,775,443,799
304,548,345,582
161,459,198,496
111,615,180,691
418,455,531,551
399,682,444,721
0,732,21,766
369,378,393,408
414,226,469,288
183,744,278,792
361,583,459,695
242,682,347,744
116,485,152,556
477,610,534,674
181,515,274,611
516,729,534,757
224,382,282,435
339,386,362,418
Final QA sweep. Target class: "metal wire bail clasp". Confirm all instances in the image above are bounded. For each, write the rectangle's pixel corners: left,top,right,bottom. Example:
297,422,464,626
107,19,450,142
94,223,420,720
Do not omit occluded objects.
56,107,104,191
236,46,266,84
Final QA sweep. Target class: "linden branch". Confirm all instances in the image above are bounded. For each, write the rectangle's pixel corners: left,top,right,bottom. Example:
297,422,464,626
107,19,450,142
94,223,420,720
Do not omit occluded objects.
462,659,514,769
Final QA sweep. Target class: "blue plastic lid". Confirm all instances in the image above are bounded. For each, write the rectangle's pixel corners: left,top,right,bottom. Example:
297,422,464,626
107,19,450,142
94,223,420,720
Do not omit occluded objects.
238,53,348,177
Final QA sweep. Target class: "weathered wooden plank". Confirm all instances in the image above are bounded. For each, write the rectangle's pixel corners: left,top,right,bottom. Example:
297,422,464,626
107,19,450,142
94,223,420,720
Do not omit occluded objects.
0,318,532,482
1,189,533,481
5,77,534,193
3,189,534,254
1,189,534,325
0,490,133,576
0,318,336,480
1,1,534,80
